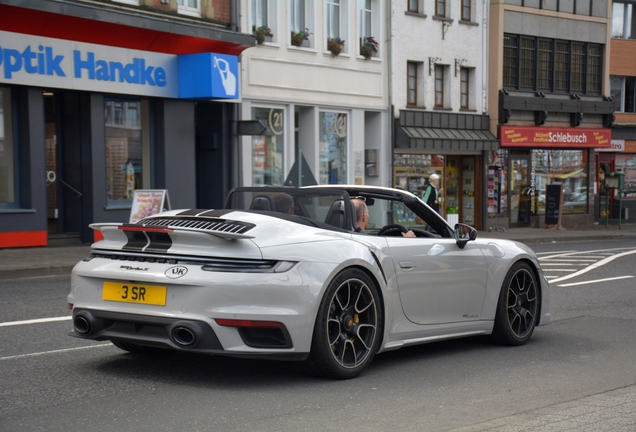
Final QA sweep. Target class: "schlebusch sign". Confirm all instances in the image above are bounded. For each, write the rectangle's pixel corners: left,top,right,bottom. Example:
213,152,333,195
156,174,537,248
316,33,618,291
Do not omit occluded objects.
0,30,178,97
500,126,611,149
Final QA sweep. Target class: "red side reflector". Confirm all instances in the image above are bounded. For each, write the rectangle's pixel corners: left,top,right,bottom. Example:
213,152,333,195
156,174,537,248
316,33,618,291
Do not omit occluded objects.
215,319,285,328
118,226,174,233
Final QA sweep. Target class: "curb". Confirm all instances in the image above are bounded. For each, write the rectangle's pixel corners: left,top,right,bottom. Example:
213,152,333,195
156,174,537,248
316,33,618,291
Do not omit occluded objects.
0,265,76,281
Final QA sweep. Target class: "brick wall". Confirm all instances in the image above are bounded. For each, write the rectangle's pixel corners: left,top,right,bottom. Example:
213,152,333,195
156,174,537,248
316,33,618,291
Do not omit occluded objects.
610,39,636,77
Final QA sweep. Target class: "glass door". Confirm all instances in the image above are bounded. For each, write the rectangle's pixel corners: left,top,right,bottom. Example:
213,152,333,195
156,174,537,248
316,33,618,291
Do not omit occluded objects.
509,154,531,227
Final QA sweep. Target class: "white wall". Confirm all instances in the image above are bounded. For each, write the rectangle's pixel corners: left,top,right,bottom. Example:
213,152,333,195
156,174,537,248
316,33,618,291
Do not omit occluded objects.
391,0,489,117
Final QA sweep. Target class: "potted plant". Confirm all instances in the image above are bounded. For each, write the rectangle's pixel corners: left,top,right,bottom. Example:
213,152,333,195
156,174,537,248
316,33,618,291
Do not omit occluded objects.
291,28,311,47
253,25,273,45
327,37,345,56
360,36,379,59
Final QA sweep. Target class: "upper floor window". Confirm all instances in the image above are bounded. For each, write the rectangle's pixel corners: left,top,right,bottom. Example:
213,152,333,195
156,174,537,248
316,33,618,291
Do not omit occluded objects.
461,0,471,21
504,34,602,95
611,76,636,113
435,65,445,108
359,0,380,58
251,0,278,43
113,0,139,5
177,0,201,17
436,0,446,17
460,68,470,109
290,0,313,47
407,0,419,13
612,1,636,39
407,61,418,106
326,0,349,53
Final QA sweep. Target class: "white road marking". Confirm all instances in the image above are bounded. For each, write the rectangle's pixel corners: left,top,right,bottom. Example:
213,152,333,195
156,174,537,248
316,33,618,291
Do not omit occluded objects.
542,269,578,272
0,316,72,328
557,275,635,287
550,249,636,284
540,263,585,266
538,247,636,261
535,250,577,255
0,343,112,361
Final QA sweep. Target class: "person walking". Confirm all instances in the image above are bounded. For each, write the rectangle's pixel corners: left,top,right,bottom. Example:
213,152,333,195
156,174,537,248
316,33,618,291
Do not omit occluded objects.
424,173,443,215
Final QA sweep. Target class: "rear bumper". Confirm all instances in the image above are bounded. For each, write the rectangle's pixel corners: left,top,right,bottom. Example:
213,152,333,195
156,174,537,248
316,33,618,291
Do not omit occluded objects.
70,308,306,361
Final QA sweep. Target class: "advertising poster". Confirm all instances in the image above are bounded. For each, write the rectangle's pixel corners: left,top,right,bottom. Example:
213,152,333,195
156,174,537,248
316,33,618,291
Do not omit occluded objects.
129,190,170,223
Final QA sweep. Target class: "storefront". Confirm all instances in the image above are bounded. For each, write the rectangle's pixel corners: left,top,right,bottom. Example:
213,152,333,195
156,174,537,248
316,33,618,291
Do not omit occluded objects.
0,2,252,248
489,126,612,230
595,138,636,222
394,111,499,230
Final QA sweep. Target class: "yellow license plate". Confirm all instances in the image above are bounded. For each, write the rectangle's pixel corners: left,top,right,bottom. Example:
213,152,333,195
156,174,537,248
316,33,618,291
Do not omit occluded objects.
102,282,167,306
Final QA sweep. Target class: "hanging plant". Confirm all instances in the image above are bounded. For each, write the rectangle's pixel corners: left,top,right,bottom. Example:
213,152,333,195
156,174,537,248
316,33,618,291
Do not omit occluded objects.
360,36,379,60
253,25,273,45
327,37,345,56
291,28,311,47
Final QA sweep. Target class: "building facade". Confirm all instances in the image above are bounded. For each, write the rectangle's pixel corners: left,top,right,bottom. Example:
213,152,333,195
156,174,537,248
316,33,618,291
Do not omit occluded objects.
488,0,615,230
238,0,390,189
0,0,253,247
607,0,636,223
391,0,498,230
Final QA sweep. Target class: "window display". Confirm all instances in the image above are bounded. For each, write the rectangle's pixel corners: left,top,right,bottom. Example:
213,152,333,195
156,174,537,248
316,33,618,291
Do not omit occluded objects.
0,88,15,206
252,107,285,186
319,111,347,184
533,150,588,214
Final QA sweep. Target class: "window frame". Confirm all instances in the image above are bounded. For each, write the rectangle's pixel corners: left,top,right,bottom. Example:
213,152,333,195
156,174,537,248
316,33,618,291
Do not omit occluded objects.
318,110,349,185
407,0,419,13
251,106,287,187
325,0,349,54
460,67,470,110
435,0,446,18
251,0,279,44
503,34,602,96
435,64,445,108
176,0,201,18
358,0,380,58
612,1,636,40
461,0,471,22
407,61,419,106
289,0,314,48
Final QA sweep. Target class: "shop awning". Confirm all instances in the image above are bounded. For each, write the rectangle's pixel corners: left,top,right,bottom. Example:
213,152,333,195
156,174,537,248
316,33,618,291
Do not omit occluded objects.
396,126,500,151
395,111,499,151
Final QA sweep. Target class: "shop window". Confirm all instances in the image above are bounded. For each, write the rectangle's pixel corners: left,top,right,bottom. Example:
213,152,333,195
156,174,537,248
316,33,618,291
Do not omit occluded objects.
326,0,349,54
611,76,636,113
487,150,508,217
252,107,285,186
0,87,16,208
532,150,588,215
319,111,348,184
612,1,636,39
177,0,201,17
461,0,471,22
105,99,150,207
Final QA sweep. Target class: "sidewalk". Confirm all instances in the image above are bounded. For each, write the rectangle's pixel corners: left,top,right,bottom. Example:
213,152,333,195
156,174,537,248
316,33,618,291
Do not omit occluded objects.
1,224,636,281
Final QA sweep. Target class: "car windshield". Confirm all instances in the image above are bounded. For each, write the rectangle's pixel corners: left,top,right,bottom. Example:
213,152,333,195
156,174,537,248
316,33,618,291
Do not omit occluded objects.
226,187,452,238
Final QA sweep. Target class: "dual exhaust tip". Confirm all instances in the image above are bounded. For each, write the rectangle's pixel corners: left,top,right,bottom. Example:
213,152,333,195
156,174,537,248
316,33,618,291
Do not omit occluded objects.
73,315,197,347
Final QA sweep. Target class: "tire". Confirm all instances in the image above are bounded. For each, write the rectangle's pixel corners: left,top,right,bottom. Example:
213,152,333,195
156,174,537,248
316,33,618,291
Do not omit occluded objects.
304,268,383,379
112,340,172,355
490,261,539,346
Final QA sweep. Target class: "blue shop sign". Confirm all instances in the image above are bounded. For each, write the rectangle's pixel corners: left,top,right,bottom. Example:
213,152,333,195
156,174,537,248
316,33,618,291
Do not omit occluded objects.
178,53,239,100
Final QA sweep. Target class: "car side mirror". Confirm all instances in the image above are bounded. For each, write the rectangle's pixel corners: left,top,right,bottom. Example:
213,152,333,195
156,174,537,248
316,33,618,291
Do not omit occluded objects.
454,223,477,249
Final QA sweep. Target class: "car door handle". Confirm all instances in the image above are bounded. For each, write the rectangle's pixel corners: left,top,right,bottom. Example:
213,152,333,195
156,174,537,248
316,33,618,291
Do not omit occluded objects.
399,261,416,269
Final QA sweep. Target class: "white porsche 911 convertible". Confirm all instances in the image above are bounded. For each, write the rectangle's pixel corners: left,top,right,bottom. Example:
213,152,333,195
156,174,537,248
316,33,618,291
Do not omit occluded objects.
68,186,550,379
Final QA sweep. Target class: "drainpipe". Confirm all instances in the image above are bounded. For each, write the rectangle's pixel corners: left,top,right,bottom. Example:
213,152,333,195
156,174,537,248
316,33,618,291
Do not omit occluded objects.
387,0,394,188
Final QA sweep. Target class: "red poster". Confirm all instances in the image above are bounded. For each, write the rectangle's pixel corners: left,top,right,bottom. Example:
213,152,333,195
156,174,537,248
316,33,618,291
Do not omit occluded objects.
500,126,611,148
